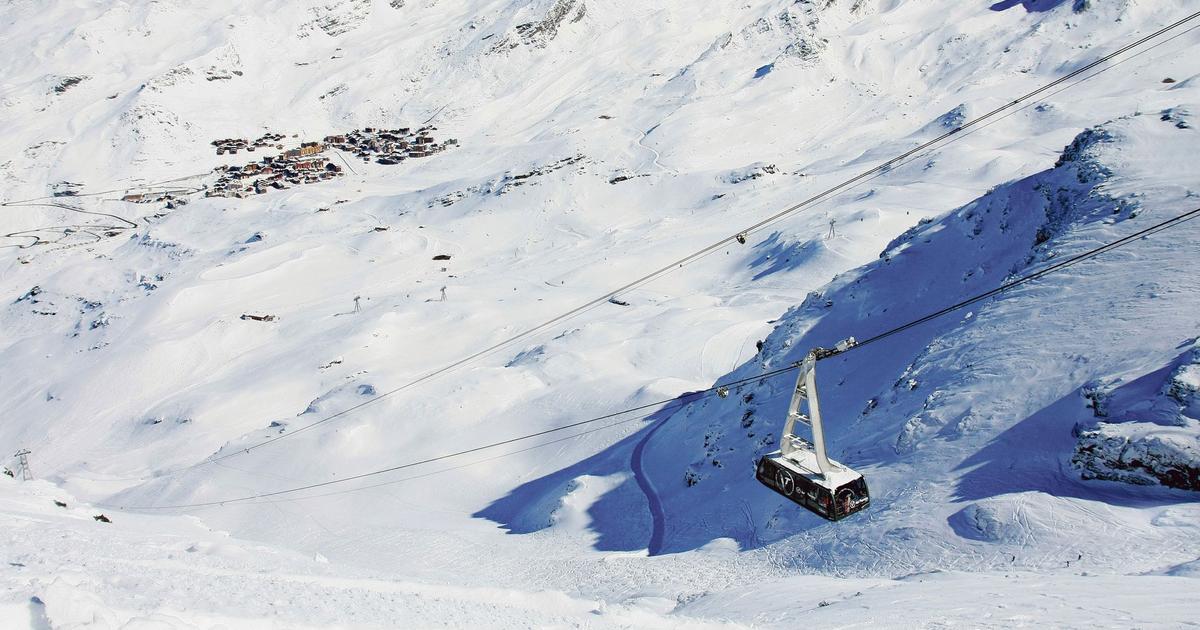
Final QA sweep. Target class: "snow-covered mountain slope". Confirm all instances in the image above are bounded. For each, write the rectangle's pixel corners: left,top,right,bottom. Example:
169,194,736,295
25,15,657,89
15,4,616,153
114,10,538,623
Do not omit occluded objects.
2,0,1200,626
629,109,1200,571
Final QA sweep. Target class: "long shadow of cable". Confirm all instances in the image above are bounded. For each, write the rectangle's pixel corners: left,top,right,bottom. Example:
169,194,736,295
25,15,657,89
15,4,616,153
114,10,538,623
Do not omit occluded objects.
474,391,704,553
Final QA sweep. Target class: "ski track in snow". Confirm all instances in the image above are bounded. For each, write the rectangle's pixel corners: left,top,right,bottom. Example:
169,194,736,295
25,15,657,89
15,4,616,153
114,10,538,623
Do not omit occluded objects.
638,124,678,176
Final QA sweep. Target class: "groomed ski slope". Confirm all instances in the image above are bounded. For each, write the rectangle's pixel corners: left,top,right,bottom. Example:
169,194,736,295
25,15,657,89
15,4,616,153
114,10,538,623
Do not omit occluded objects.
2,0,1199,626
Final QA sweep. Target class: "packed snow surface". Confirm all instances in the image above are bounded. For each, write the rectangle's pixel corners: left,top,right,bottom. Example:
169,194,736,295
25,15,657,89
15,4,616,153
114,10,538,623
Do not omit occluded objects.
2,0,1200,626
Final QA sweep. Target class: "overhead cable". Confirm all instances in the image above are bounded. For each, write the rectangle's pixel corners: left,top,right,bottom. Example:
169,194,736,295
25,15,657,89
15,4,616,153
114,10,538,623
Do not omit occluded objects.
107,206,1200,509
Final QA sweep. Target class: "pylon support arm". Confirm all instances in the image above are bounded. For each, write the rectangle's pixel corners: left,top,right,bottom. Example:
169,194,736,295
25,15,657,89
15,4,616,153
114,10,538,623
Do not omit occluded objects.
780,338,856,476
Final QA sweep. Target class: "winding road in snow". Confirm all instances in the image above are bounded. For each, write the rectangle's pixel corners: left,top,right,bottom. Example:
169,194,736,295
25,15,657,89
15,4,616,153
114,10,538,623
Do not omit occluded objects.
1,175,206,251
0,200,139,251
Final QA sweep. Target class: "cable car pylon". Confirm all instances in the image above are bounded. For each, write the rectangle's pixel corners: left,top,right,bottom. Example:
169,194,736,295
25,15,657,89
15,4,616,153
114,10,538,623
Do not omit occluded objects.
756,338,870,521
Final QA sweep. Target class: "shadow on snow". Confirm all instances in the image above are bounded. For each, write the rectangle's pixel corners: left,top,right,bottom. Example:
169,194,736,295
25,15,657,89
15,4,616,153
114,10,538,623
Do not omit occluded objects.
474,392,705,553
747,231,825,281
951,387,1198,508
989,0,1076,13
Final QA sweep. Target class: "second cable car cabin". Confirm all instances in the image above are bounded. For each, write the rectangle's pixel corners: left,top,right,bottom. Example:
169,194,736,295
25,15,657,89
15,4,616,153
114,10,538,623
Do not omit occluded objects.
755,339,870,521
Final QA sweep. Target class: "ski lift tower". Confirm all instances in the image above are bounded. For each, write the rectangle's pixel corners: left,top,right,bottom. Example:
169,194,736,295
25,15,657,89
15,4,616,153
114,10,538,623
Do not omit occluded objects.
755,339,870,521
13,449,32,481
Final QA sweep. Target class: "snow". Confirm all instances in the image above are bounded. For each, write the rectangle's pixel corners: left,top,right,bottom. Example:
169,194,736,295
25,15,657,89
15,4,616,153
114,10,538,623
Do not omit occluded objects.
5,477,1197,628
676,571,1200,629
3,0,1200,626
0,480,715,629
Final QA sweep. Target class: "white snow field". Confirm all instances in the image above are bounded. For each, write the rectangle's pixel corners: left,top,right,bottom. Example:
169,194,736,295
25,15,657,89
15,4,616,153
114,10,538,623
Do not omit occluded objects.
2,0,1200,627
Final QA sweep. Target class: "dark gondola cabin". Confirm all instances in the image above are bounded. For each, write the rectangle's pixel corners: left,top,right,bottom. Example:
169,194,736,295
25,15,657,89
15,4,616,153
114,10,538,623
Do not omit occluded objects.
756,447,869,521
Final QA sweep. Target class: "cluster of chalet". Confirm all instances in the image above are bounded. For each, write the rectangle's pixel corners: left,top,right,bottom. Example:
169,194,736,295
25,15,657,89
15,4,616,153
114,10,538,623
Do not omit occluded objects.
324,126,458,164
207,147,343,198
204,127,458,199
211,132,289,156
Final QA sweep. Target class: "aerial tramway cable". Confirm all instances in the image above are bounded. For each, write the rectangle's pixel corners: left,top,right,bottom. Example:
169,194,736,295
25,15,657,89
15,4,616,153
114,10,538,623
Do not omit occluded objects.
827,206,1200,359
105,206,1200,510
103,365,798,509
115,10,1200,482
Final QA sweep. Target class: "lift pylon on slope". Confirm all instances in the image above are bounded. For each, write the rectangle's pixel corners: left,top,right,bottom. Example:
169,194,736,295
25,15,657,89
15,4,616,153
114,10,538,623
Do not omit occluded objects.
755,338,870,521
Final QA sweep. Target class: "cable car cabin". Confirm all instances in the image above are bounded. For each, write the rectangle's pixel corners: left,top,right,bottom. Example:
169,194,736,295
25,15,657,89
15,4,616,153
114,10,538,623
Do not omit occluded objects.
756,443,869,521
755,340,870,521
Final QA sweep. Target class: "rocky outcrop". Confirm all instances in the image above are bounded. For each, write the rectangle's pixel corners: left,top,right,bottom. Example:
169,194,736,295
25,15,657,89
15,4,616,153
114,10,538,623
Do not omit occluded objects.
301,0,374,38
1072,346,1200,491
1167,348,1200,418
491,0,585,52
51,76,88,94
1073,421,1200,490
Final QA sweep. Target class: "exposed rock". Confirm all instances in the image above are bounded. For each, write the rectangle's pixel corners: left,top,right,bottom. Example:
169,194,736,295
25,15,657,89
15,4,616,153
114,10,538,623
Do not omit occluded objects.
15,286,43,304
729,2,831,66
518,0,585,47
1073,421,1200,491
1081,380,1113,418
934,104,967,131
1053,125,1115,174
430,155,586,206
146,65,194,91
1160,107,1192,130
51,76,87,94
50,181,83,197
301,0,373,38
725,163,777,184
1166,348,1200,418
492,0,585,51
